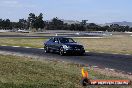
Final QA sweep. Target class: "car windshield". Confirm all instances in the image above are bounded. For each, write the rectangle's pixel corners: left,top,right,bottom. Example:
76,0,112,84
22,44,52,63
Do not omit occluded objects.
59,38,76,43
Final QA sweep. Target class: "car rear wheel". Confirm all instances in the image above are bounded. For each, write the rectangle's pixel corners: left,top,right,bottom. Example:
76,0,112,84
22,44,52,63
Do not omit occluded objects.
59,47,65,56
44,46,50,53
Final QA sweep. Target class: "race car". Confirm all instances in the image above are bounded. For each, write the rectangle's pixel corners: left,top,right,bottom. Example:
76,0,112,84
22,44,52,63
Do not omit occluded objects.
44,37,85,56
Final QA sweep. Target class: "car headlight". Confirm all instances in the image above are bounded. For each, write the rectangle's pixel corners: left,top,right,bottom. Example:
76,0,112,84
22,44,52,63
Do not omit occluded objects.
63,45,70,49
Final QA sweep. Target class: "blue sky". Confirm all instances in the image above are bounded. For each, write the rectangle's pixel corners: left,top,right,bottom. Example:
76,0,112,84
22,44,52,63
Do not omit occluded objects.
0,0,132,23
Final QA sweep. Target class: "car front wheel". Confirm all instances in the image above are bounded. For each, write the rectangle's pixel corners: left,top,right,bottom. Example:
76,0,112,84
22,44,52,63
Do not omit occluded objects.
44,46,50,53
59,47,65,56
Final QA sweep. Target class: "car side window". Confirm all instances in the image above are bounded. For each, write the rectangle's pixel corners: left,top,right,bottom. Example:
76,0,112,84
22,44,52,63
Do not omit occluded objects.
53,38,58,43
49,38,54,43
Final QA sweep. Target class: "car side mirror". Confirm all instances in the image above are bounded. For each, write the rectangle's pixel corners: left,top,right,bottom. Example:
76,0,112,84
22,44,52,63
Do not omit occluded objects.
74,41,77,43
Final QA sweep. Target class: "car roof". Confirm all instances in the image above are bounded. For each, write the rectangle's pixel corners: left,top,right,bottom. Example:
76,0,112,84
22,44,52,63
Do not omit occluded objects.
53,36,67,39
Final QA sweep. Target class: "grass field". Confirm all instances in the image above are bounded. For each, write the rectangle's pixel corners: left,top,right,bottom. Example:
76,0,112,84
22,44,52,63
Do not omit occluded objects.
0,54,131,88
0,38,46,48
0,35,132,54
75,35,132,54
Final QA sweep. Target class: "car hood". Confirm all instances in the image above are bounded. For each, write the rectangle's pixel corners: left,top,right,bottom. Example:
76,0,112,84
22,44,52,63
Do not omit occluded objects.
64,43,83,46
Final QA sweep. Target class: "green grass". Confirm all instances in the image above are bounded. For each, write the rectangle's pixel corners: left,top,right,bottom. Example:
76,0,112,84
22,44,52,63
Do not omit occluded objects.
0,54,131,88
0,55,81,88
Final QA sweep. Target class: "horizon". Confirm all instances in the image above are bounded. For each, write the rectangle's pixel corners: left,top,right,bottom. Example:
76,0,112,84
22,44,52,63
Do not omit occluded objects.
0,0,132,24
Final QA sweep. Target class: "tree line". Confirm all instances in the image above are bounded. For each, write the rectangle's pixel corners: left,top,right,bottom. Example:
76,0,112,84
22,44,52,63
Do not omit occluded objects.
0,13,132,32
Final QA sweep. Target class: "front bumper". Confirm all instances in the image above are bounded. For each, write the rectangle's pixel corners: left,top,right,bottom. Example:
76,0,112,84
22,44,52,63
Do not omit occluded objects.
64,49,85,55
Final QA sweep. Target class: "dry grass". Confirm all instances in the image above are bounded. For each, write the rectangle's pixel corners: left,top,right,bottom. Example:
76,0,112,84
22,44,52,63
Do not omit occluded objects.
0,38,46,48
75,36,132,54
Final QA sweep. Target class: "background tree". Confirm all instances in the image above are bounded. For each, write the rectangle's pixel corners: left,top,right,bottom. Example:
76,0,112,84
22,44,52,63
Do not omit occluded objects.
70,24,76,31
28,13,36,30
86,23,100,31
34,13,45,31
17,19,27,30
0,19,2,29
27,13,45,31
47,17,64,30
0,19,11,29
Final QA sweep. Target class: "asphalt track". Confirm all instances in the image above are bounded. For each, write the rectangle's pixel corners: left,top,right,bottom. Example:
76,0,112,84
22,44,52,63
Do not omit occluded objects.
0,46,132,73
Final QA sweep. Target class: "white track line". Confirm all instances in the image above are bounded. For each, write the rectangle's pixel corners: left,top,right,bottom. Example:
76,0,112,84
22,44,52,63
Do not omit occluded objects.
105,68,109,70
128,72,132,75
25,47,32,48
38,48,43,50
105,68,115,71
12,46,21,48
109,69,115,71
125,54,131,55
93,66,98,68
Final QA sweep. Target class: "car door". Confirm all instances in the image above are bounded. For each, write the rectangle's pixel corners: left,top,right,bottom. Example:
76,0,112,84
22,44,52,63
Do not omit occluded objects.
52,38,60,51
47,38,54,50
54,38,61,51
48,38,57,51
